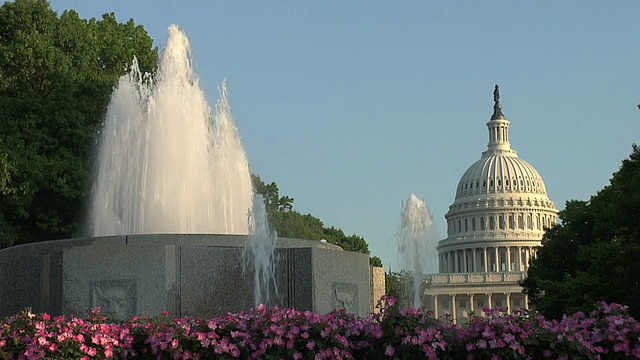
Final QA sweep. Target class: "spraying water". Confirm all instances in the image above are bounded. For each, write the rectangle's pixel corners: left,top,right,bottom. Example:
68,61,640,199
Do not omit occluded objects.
244,194,278,308
396,194,438,308
89,25,253,236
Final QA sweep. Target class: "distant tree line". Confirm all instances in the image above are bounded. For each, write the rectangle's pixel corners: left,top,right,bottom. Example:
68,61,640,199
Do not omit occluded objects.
252,175,383,267
522,145,640,319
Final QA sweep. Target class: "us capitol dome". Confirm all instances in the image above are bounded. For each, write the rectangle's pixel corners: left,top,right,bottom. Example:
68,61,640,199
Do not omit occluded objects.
424,85,559,323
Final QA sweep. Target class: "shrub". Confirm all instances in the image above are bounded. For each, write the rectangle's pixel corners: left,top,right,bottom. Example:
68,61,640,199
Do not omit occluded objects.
2,298,639,359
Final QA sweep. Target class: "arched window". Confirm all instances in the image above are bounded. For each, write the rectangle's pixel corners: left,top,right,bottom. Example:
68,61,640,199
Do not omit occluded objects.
518,214,524,229
472,218,476,231
465,218,468,232
509,215,514,229
499,215,505,230
489,216,495,230
480,217,486,230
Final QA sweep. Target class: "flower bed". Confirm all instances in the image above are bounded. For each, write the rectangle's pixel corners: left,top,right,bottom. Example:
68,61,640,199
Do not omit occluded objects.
1,297,639,359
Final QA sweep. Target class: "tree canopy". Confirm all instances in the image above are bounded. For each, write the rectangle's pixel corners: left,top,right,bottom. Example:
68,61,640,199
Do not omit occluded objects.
522,144,640,319
0,0,157,248
252,175,383,266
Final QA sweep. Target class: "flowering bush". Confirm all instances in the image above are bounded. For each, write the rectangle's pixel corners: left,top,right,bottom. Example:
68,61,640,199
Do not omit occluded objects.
2,298,639,359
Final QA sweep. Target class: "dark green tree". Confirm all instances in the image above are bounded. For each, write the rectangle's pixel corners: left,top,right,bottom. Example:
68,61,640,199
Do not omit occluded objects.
0,0,157,248
522,145,640,318
370,256,383,267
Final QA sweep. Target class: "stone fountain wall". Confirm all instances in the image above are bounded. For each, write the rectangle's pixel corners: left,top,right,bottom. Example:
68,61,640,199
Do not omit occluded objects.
0,235,381,319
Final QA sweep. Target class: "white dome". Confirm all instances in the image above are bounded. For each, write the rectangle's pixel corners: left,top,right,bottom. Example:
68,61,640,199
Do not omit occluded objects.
436,86,559,272
455,155,548,200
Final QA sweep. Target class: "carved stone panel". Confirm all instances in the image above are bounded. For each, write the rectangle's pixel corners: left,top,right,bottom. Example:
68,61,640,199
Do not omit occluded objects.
92,280,136,321
332,282,358,313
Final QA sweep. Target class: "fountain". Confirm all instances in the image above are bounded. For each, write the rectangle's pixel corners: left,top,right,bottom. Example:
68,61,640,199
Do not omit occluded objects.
396,194,437,308
0,24,378,320
89,25,252,236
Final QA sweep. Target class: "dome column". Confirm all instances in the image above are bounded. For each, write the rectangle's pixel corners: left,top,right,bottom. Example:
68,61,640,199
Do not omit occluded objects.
483,247,488,273
454,250,459,273
472,248,477,272
516,246,522,271
463,250,469,272
450,251,455,273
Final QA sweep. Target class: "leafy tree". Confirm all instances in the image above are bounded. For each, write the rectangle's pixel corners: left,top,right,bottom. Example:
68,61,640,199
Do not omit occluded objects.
522,145,640,318
385,272,401,300
370,256,383,267
0,0,157,248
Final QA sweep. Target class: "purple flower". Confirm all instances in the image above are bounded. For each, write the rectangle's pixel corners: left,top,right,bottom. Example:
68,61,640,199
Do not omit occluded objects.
385,344,395,356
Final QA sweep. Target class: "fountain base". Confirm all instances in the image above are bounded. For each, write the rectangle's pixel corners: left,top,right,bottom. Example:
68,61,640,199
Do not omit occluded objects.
0,235,379,319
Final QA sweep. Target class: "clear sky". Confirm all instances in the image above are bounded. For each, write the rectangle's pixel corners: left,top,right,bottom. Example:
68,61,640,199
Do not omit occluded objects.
51,1,640,271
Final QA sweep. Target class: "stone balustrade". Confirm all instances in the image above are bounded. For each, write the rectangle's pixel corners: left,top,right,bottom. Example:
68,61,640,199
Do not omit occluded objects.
425,271,526,285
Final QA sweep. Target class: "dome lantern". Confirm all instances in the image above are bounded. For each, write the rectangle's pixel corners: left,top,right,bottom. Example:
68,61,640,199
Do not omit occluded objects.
483,84,518,158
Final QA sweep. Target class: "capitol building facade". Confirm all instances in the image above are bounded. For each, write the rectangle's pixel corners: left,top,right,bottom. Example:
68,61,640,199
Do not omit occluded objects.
424,86,558,323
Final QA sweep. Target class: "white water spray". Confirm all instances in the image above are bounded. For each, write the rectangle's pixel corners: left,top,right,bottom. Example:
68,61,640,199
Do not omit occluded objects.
244,194,278,308
89,25,253,236
396,194,438,308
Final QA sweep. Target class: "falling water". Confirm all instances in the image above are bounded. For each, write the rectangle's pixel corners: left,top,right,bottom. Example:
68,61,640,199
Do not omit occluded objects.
396,194,438,308
89,25,253,236
244,194,278,308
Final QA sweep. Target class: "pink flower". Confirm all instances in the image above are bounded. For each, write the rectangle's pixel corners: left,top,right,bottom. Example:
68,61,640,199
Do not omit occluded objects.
230,345,240,358
385,344,395,356
37,336,48,346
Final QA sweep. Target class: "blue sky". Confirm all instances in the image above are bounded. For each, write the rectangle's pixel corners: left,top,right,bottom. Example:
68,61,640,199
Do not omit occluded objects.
52,1,640,270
